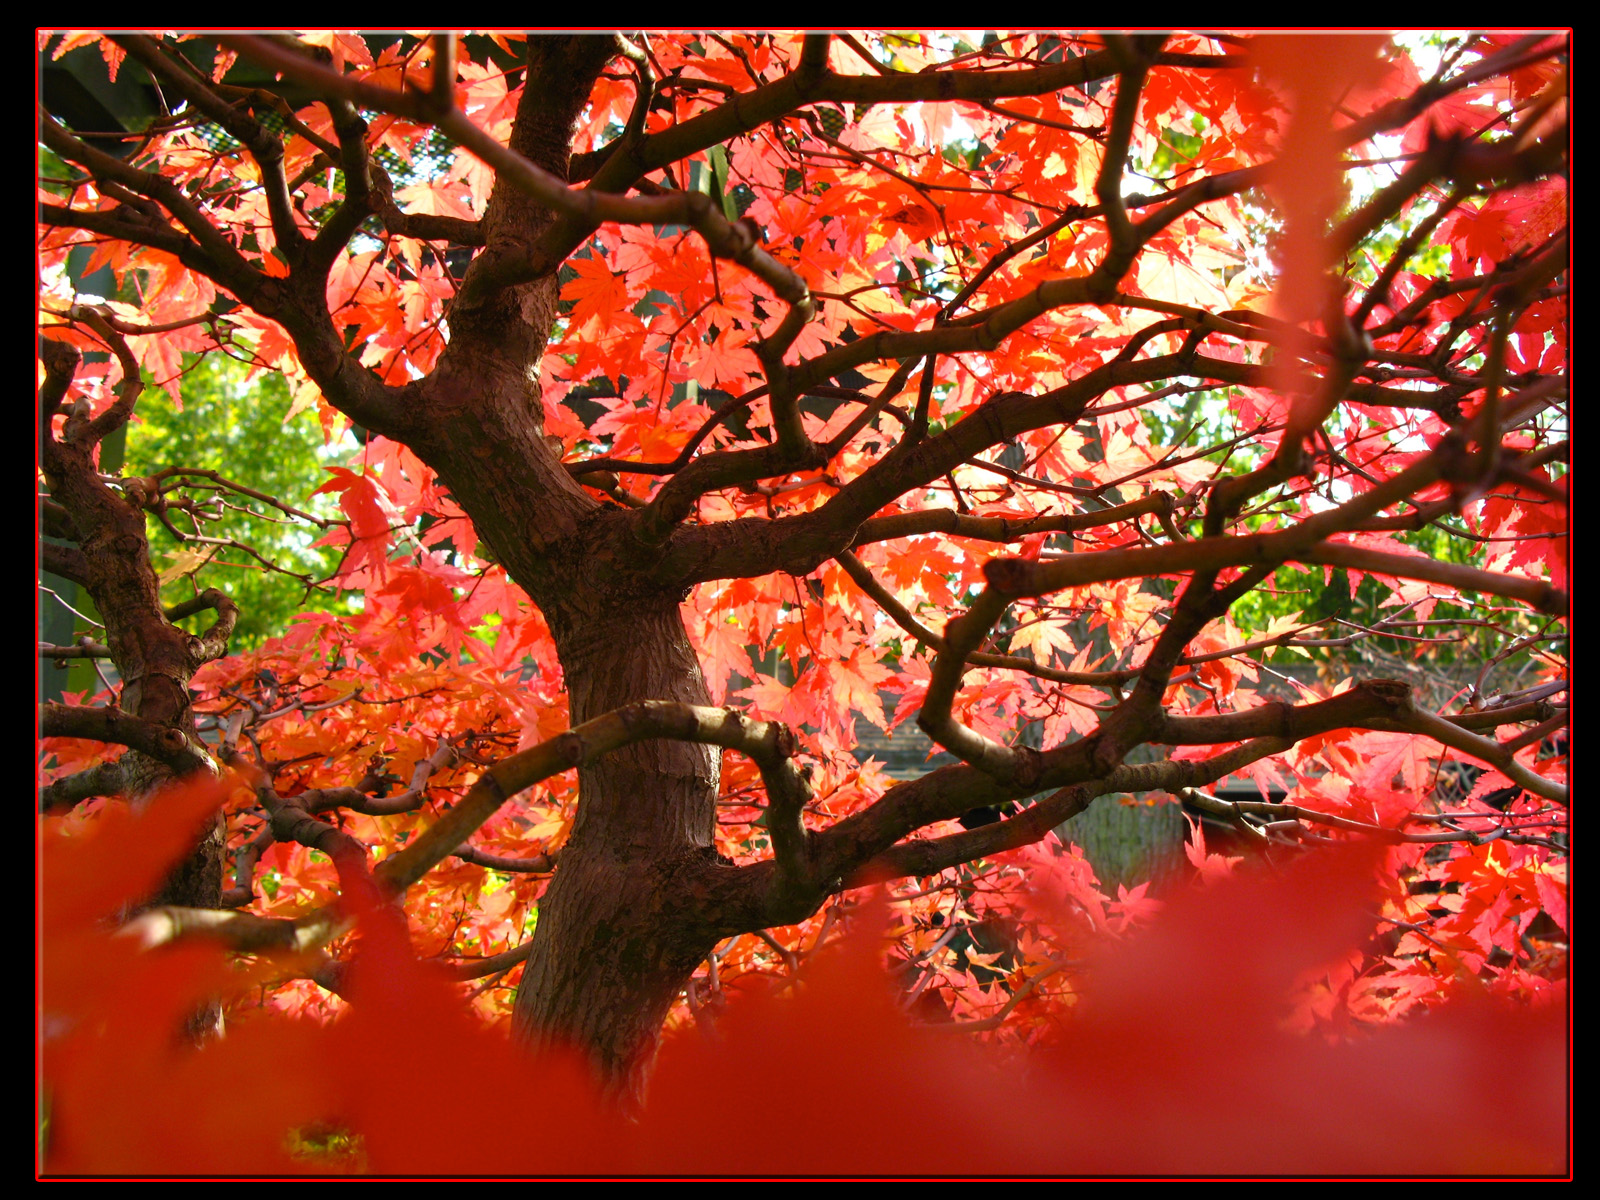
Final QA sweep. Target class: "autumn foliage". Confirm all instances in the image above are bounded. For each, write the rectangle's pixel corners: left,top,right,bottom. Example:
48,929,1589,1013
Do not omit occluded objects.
42,784,1567,1175
39,31,1566,1175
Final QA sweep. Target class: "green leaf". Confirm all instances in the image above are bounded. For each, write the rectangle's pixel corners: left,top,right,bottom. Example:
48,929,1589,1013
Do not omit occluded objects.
707,145,738,222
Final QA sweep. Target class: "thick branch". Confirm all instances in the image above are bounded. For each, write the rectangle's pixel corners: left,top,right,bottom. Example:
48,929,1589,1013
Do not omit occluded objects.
119,906,319,954
113,36,307,261
1366,705,1567,805
40,759,126,813
850,492,1176,548
41,541,91,587
809,673,1464,893
984,428,1567,617
854,782,1101,883
451,844,559,874
915,589,1042,787
40,703,210,774
374,702,810,895
40,114,266,299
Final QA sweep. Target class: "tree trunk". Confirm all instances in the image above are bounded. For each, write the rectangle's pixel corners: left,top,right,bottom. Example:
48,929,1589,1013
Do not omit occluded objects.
510,600,726,1096
380,36,735,1096
39,338,233,1040
415,413,732,1096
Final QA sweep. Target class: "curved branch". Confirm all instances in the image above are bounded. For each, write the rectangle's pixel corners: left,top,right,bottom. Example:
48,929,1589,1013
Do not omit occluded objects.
119,906,318,954
68,311,144,446
1366,704,1567,805
167,588,240,664
308,94,379,273
984,426,1568,618
374,701,812,897
442,940,534,981
40,703,210,774
853,782,1100,884
40,115,266,299
257,783,378,902
113,35,307,262
451,844,559,874
220,822,275,908
40,759,126,813
914,588,1042,787
41,541,91,587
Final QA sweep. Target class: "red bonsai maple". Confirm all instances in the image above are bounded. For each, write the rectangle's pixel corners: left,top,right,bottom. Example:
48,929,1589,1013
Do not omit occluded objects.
39,31,1567,1172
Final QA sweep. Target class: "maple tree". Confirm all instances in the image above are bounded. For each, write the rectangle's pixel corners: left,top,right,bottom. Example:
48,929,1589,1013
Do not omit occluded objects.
39,28,1566,1147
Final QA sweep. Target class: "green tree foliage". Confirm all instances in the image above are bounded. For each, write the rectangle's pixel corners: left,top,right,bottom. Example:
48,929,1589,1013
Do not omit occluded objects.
124,355,356,648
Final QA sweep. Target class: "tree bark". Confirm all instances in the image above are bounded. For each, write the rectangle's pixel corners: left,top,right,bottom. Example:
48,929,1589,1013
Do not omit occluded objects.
45,33,831,1087
410,340,734,1095
374,37,735,1096
39,338,236,1040
510,598,725,1081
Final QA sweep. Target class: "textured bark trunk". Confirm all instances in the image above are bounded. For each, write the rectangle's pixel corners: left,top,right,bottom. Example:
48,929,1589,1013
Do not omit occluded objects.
509,600,724,1098
40,339,231,1041
417,420,730,1095
384,36,733,1097
96,540,227,1045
